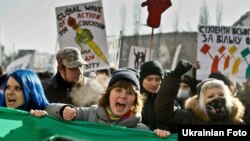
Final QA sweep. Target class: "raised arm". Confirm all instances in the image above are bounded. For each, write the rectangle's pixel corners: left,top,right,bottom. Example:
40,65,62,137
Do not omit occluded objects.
155,60,192,124
155,74,181,123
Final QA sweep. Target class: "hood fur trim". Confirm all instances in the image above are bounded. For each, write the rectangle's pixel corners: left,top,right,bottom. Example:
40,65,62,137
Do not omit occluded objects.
184,95,245,123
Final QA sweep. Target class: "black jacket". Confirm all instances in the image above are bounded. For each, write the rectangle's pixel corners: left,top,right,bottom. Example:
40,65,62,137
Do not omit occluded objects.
43,72,74,104
141,92,169,130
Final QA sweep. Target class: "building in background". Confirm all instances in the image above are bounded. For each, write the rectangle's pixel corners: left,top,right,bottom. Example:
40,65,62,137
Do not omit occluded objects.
2,49,55,74
233,11,250,26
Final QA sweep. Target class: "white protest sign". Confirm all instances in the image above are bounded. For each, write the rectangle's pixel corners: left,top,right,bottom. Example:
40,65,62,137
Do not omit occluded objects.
128,46,150,71
55,1,109,72
107,36,121,68
197,25,250,82
171,44,182,71
6,54,32,73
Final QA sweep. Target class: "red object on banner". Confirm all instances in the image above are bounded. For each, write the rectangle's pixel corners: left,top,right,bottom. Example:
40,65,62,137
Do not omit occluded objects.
141,0,172,28
200,43,211,54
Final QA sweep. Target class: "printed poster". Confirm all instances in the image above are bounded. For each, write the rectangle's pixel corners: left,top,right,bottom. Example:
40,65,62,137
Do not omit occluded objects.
55,1,110,72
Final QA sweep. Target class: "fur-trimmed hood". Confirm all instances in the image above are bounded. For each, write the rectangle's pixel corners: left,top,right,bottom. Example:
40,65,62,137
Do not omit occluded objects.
184,95,245,123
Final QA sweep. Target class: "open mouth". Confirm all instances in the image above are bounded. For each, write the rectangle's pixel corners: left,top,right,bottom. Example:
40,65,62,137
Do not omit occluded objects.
7,98,16,104
116,102,126,111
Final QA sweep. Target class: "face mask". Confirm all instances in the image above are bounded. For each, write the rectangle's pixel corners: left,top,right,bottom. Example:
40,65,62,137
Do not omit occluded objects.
205,97,229,121
177,88,190,99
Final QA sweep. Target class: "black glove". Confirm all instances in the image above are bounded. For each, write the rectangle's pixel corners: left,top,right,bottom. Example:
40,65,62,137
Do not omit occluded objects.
170,60,192,78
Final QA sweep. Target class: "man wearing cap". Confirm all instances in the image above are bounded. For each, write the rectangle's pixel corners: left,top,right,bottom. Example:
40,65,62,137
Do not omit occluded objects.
43,47,103,107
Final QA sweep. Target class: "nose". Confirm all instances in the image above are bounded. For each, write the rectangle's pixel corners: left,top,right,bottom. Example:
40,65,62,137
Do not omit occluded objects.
119,90,127,98
72,68,82,77
215,94,221,99
179,85,185,89
6,89,14,95
73,68,81,74
211,94,222,101
152,79,160,86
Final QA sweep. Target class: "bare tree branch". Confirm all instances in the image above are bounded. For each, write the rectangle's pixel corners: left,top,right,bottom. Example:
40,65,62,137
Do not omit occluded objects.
199,0,209,25
216,0,223,25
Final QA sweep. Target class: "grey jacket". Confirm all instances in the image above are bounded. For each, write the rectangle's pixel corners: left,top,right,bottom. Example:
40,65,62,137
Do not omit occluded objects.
46,103,150,130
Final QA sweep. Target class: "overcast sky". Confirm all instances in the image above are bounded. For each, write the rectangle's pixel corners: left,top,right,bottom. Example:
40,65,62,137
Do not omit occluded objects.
0,0,249,55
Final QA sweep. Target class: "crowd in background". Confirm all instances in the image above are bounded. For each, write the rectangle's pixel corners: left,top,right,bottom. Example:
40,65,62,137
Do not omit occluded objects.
0,47,250,139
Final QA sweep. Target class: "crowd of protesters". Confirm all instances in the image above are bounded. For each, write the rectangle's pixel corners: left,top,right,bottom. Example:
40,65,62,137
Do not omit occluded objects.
1,46,250,139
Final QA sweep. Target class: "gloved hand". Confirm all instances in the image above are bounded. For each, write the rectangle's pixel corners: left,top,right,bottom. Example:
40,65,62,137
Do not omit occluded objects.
170,60,192,78
141,0,172,28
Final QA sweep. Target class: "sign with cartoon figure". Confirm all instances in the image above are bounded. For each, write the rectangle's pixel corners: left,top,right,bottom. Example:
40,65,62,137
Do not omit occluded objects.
128,46,150,71
197,25,250,82
55,1,109,72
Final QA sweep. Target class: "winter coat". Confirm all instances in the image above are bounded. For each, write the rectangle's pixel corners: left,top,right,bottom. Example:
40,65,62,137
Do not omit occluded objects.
43,72,103,107
45,103,150,130
141,92,169,130
155,76,245,127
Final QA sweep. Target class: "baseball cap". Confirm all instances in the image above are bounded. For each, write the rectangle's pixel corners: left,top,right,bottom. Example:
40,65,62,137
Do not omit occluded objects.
56,47,87,68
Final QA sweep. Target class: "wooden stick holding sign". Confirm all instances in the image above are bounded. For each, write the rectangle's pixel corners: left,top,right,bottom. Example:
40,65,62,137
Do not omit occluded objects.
148,28,154,60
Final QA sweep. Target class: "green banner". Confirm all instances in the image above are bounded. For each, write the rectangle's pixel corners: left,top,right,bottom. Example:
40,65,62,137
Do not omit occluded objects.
0,107,177,141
